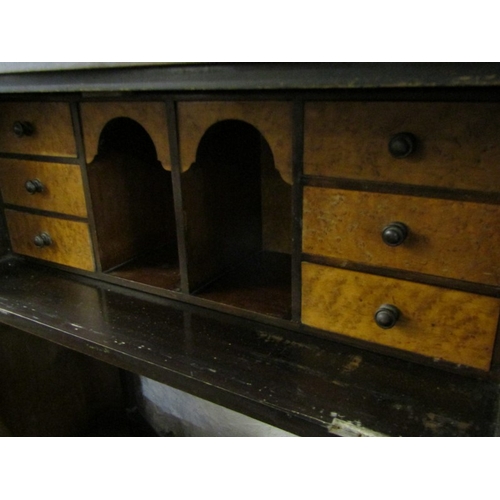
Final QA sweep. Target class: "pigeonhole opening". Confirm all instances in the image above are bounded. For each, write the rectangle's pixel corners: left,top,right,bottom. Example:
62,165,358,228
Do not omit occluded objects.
182,119,292,318
87,117,180,290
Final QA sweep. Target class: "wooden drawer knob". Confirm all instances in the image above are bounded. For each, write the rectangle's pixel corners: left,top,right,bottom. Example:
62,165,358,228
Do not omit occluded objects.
388,132,416,158
13,121,34,138
374,304,400,329
25,178,44,194
34,232,52,248
381,221,408,247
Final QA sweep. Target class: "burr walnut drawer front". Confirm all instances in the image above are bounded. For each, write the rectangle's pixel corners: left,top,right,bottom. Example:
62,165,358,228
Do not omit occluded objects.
302,186,500,286
301,262,500,370
0,102,77,157
303,102,500,193
5,210,94,271
0,159,87,217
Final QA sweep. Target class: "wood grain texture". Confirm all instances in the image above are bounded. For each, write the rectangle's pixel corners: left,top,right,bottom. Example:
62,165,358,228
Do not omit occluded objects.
177,101,293,183
0,102,76,157
301,263,500,370
87,151,177,273
0,158,87,217
304,101,500,192
303,187,500,286
5,210,94,270
261,159,292,253
80,102,171,168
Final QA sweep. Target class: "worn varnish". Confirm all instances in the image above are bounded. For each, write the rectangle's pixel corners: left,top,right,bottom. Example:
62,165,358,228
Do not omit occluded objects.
302,262,500,370
80,101,171,168
0,102,76,157
303,186,500,286
5,210,94,271
304,102,500,192
0,159,87,217
1,81,500,435
0,259,497,436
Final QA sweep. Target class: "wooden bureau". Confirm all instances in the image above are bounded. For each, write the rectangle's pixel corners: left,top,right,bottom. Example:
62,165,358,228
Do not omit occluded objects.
1,63,500,436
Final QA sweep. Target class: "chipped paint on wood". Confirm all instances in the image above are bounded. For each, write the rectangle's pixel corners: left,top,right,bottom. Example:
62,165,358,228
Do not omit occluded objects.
423,412,473,435
342,355,362,373
329,414,387,437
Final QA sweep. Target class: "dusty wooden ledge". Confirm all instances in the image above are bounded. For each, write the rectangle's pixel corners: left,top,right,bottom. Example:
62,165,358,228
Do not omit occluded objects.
1,63,500,94
0,257,498,436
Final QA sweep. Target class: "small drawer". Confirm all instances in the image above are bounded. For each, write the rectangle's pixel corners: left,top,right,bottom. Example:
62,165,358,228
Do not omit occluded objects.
0,102,76,157
301,262,500,370
304,101,500,193
302,187,500,286
0,159,87,217
5,210,94,271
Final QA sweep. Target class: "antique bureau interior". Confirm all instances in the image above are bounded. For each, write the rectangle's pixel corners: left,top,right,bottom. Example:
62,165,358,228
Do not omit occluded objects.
1,64,500,436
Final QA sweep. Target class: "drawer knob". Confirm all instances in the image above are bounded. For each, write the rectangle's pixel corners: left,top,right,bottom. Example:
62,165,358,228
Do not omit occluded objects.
25,179,44,194
13,121,35,138
388,132,416,158
34,232,52,248
381,221,408,247
374,304,400,329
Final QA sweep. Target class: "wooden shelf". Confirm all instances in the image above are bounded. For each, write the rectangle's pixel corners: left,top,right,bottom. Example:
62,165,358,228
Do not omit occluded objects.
195,251,291,319
109,245,181,291
0,257,497,436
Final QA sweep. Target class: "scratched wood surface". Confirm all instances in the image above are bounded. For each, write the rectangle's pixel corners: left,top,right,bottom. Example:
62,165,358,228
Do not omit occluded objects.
0,260,497,436
303,187,500,286
304,102,500,192
0,102,76,157
80,101,171,168
301,262,500,370
177,101,293,183
0,159,87,217
5,210,94,271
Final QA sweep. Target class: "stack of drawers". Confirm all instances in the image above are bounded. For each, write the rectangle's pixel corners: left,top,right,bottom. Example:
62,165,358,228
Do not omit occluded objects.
1,97,499,374
0,102,94,271
301,101,500,371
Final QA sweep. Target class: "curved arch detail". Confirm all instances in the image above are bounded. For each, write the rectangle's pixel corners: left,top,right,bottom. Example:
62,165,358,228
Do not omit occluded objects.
96,117,158,162
81,102,172,169
178,101,293,184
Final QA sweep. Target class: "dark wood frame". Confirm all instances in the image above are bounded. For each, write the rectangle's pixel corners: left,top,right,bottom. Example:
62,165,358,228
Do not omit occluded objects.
1,64,500,436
